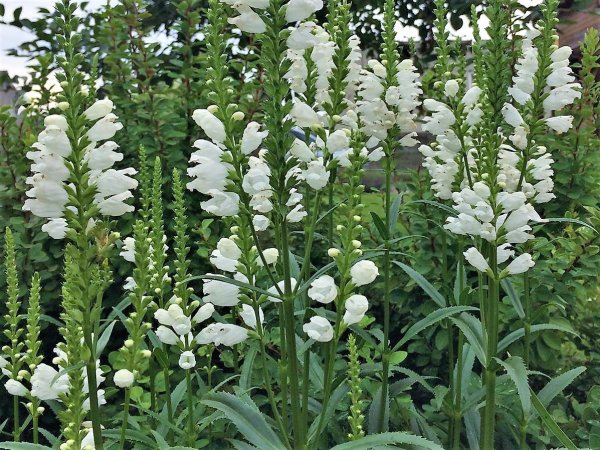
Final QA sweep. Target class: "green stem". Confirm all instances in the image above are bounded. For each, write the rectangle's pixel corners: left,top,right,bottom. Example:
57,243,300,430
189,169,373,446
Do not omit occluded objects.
452,332,465,450
281,219,303,448
523,271,531,367
378,156,393,433
13,396,19,442
481,247,500,450
185,369,195,446
119,389,131,450
86,358,104,450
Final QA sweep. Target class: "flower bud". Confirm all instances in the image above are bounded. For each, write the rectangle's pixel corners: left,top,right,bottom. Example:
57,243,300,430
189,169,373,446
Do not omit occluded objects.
58,102,70,111
207,105,219,114
232,111,245,121
124,339,134,348
328,248,340,258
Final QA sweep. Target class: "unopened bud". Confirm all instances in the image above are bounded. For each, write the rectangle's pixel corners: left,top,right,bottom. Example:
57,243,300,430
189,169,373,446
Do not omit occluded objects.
232,111,245,121
328,248,340,258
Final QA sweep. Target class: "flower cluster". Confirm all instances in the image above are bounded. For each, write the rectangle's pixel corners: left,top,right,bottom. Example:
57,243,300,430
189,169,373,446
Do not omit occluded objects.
23,97,137,239
420,25,581,275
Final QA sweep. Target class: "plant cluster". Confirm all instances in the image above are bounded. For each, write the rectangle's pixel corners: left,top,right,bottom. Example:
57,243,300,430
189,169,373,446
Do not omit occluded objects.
0,0,599,449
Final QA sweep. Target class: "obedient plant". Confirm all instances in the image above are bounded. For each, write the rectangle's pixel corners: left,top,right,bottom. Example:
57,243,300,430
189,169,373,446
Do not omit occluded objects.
0,0,595,449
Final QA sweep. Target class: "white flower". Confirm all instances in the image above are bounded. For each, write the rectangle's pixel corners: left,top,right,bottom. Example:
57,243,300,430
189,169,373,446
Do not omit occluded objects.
94,168,138,198
290,101,321,128
505,253,535,275
545,116,573,134
241,122,268,154
267,278,297,302
38,126,71,156
196,323,249,346
5,379,28,396
193,303,215,323
260,248,279,265
31,363,70,400
217,237,242,260
350,260,379,286
285,0,324,23
290,139,314,162
42,218,69,239
444,80,460,98
287,204,308,222
87,113,123,142
228,4,266,34
113,369,135,388
463,247,491,273
202,190,240,217
287,22,319,50
302,159,329,190
303,316,333,342
86,141,123,171
84,99,114,121
44,115,68,130
97,191,135,216
307,275,338,304
240,304,264,329
192,109,227,144
243,158,271,195
203,277,240,306
253,214,270,231
343,294,369,325
178,351,196,370
502,103,524,128
326,130,349,153
461,86,482,106
156,326,179,345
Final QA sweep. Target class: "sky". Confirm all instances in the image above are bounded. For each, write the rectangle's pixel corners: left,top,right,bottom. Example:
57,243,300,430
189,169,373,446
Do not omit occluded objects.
0,0,106,78
0,0,541,80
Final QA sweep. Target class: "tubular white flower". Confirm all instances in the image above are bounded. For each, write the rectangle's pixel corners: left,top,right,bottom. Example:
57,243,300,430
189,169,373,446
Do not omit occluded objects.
196,323,249,346
343,294,369,325
31,363,70,400
228,4,266,34
308,275,338,304
505,253,535,275
113,369,135,388
240,304,264,329
350,260,379,286
193,303,215,324
303,316,333,342
192,109,227,144
87,113,123,142
290,139,314,162
302,159,329,190
203,276,240,307
5,379,29,396
290,101,321,128
178,351,197,370
285,0,324,23
84,99,114,121
241,122,268,154
463,247,491,274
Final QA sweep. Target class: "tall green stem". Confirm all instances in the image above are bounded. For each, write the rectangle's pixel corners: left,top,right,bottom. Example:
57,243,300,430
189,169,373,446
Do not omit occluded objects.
378,165,392,432
185,370,195,446
13,397,19,442
481,246,499,449
281,220,303,448
119,389,131,450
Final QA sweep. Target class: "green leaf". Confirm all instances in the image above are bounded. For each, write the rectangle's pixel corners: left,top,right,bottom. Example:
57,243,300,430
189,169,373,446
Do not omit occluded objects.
451,314,486,366
388,194,402,234
544,217,598,233
228,440,259,450
500,279,524,319
537,367,586,409
0,444,53,450
394,261,446,307
184,274,283,301
328,432,444,450
498,323,577,352
407,200,458,216
530,389,578,450
96,320,116,355
371,212,389,240
394,306,477,349
202,392,285,450
239,345,257,391
389,351,408,365
496,356,530,418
